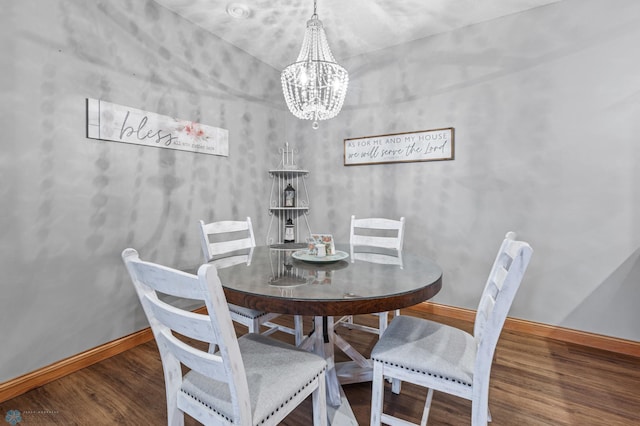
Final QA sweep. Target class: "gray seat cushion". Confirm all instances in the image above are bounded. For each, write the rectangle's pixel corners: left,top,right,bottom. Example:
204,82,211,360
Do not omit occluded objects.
371,315,476,387
180,333,326,424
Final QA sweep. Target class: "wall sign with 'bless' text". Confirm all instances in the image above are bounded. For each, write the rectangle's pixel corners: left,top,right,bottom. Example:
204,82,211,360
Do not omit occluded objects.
86,98,229,157
344,127,454,166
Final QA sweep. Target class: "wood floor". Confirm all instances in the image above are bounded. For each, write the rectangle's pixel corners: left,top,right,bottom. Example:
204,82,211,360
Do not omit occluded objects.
2,307,639,425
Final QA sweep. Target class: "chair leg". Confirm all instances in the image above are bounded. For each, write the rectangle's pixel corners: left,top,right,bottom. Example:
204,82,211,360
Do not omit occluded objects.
167,407,185,426
378,312,388,338
420,388,434,426
248,318,260,334
386,294,402,383
391,378,402,394
164,360,185,426
471,395,490,425
294,315,304,346
370,362,384,426
471,381,490,425
312,370,327,426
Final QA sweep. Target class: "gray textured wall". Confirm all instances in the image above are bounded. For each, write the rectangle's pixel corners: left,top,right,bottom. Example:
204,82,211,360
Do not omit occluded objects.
0,0,284,382
294,0,640,341
2,0,639,385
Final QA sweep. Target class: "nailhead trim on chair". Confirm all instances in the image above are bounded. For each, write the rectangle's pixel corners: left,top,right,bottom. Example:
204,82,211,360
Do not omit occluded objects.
228,309,271,320
180,367,326,425
373,358,473,387
180,390,232,423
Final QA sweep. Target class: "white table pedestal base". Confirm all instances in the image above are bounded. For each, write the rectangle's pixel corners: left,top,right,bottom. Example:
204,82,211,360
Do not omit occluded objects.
299,316,372,425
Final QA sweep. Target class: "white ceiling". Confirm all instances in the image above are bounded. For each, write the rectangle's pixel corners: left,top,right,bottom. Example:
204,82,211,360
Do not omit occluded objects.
153,0,561,70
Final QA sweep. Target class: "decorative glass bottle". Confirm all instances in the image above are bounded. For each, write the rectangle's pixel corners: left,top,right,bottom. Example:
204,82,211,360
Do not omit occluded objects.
284,218,295,243
284,183,296,207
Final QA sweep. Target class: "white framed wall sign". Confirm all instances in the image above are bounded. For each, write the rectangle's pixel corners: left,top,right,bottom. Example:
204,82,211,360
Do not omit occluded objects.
86,98,229,157
344,127,454,166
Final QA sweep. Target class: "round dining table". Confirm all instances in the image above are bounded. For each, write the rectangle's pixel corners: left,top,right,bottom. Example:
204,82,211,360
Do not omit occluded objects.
213,243,442,317
210,243,443,425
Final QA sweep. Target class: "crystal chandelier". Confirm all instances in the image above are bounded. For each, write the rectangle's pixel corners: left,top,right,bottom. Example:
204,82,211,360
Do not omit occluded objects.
281,0,348,129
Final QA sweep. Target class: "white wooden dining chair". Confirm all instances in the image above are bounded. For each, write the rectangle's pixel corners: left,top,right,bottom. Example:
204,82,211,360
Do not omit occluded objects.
122,248,327,426
198,218,303,345
370,232,533,426
336,215,406,337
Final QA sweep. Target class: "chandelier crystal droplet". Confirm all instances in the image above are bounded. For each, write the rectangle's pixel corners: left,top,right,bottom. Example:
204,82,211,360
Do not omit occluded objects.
281,0,348,128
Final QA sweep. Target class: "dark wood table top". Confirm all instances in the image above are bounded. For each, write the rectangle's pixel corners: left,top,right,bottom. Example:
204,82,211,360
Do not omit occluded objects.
212,244,443,316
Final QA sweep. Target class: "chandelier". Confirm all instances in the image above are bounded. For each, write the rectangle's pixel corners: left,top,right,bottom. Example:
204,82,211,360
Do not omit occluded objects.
281,0,349,129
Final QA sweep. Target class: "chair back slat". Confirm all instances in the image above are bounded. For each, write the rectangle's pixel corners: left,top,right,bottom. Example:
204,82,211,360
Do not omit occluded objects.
209,238,255,256
210,250,254,269
350,215,405,251
351,235,400,249
199,218,256,261
353,217,404,230
156,330,227,382
351,251,403,267
474,292,496,341
145,296,216,343
128,260,205,300
491,265,509,292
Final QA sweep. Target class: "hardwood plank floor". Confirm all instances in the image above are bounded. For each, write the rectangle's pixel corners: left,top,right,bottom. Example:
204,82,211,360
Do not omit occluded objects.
1,308,639,425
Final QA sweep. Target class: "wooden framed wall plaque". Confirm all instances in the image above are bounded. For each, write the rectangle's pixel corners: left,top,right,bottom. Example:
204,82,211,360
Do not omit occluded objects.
344,127,454,166
86,98,229,157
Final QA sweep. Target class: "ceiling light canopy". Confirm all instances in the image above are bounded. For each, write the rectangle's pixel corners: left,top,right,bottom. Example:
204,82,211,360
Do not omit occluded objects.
281,0,348,129
226,3,251,19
